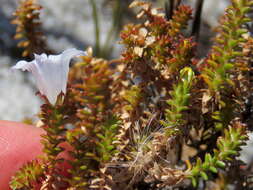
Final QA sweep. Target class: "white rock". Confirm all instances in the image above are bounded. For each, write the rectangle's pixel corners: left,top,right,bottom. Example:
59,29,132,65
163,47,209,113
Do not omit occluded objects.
0,56,41,121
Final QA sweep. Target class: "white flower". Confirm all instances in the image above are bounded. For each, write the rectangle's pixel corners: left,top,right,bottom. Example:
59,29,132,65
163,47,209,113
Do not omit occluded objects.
12,48,86,104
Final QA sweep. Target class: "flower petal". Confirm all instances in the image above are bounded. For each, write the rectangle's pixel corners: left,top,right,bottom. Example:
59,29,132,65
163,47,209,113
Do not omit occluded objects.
58,48,86,94
11,60,35,72
12,48,86,105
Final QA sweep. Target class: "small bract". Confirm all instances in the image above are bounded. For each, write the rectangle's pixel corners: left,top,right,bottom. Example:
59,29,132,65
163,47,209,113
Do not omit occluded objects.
12,48,86,104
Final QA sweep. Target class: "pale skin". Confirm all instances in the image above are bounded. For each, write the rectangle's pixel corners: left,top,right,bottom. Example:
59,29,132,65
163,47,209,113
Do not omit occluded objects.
0,120,70,190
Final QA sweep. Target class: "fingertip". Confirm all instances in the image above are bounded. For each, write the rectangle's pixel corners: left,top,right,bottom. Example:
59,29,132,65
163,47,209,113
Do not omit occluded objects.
0,121,44,190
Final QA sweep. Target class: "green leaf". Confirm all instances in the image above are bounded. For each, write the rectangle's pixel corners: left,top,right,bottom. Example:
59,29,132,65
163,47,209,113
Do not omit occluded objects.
191,177,197,187
216,161,226,168
209,166,218,173
200,171,208,180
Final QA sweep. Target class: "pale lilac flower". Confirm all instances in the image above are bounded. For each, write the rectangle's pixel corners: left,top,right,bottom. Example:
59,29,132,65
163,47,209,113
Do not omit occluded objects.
12,48,86,104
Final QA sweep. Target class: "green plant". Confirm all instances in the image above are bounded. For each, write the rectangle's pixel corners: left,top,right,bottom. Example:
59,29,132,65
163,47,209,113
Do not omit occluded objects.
10,0,253,189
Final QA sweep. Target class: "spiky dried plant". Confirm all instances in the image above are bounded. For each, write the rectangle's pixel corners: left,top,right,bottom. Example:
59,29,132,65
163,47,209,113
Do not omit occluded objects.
12,0,49,57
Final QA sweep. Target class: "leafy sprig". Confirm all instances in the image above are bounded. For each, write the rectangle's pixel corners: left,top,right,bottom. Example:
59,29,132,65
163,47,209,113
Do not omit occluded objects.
161,67,195,135
188,120,248,187
12,0,49,57
10,160,44,190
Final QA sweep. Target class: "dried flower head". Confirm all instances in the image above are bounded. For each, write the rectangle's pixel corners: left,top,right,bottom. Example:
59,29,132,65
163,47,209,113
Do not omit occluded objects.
12,48,86,104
